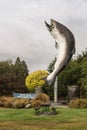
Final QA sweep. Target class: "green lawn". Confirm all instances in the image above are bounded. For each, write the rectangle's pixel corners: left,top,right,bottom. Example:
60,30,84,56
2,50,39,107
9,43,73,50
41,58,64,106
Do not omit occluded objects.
0,107,87,130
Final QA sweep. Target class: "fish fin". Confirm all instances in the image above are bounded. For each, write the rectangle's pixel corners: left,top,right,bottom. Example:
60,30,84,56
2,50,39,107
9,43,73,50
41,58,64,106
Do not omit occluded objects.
72,47,75,54
55,41,58,48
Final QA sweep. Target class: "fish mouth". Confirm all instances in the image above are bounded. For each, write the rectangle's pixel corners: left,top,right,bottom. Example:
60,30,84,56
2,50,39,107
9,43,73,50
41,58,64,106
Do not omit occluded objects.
45,21,51,31
45,19,55,31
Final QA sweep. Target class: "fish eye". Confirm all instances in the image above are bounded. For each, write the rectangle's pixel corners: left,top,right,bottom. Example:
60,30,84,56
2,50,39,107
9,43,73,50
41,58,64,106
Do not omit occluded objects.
51,24,54,29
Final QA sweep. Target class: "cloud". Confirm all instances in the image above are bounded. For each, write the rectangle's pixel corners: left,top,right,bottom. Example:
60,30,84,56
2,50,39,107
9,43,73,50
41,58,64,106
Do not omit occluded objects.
0,0,87,72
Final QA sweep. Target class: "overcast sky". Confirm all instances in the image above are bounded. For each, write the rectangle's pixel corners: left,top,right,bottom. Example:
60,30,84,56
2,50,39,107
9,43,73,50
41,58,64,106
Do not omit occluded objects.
0,0,87,72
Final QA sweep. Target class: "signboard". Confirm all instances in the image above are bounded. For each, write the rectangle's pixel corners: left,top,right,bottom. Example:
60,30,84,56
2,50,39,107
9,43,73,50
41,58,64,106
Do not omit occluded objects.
13,93,36,99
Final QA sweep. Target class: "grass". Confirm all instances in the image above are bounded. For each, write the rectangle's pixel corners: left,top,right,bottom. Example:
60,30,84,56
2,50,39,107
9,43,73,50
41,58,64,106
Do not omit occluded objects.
0,107,87,130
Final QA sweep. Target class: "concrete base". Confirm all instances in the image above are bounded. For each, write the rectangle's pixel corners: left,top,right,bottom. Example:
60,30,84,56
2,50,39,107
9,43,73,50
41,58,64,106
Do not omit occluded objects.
51,101,68,108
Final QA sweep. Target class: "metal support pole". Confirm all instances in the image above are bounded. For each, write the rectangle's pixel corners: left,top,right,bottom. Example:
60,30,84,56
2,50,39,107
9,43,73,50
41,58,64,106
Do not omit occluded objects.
54,76,58,103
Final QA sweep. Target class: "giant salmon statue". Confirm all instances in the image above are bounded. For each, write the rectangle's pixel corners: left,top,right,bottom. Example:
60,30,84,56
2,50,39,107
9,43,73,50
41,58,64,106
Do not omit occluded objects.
44,19,75,86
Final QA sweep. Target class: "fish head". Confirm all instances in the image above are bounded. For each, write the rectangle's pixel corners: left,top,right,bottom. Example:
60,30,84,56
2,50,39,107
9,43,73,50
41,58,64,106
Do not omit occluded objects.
45,19,57,32
45,19,59,39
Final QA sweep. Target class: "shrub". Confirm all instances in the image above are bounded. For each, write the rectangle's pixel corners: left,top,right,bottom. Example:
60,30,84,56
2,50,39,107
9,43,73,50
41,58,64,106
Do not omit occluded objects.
12,98,30,108
35,93,50,103
25,70,48,91
69,98,87,108
0,96,15,108
0,97,5,107
0,96,30,108
0,98,4,107
31,93,50,108
31,100,42,108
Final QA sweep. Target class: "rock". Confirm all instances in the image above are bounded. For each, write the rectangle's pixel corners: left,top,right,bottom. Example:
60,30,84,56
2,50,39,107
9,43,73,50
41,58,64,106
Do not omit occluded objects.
25,103,31,108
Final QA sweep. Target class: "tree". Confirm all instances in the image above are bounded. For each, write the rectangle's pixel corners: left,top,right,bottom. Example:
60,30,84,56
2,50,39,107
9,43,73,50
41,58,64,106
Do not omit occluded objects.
47,58,56,73
0,57,29,95
14,57,29,79
78,57,87,98
13,57,29,93
58,60,81,98
0,59,15,95
25,70,48,92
